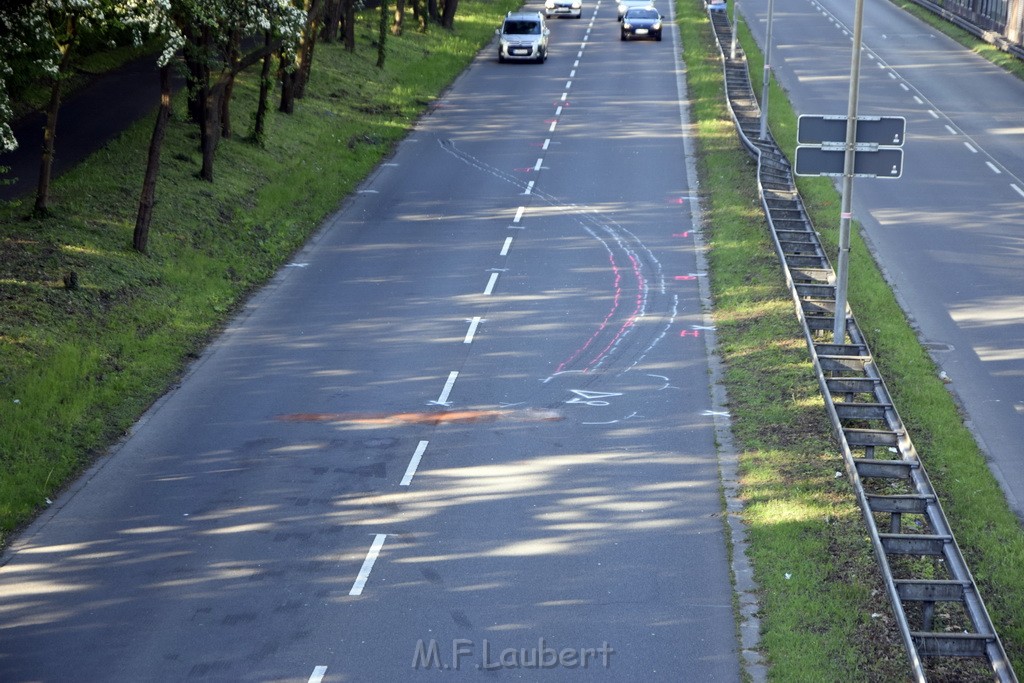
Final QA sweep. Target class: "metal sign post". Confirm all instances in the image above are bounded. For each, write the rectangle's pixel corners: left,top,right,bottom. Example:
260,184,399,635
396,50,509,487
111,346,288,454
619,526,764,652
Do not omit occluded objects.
731,0,740,59
833,0,866,344
759,0,776,140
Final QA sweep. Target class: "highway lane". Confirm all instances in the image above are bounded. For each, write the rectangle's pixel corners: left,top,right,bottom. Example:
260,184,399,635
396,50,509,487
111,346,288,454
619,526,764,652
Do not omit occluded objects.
0,2,741,680
740,0,1024,518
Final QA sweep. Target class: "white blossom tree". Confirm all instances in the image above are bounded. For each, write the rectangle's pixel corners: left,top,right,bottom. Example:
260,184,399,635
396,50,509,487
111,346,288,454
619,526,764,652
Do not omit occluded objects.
112,0,183,252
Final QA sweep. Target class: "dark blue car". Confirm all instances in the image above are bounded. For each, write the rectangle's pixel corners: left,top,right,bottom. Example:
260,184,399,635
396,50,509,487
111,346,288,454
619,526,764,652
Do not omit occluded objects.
620,7,663,41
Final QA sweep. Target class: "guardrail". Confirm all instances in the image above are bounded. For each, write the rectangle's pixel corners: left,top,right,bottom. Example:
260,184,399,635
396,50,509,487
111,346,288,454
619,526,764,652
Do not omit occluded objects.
705,8,1018,681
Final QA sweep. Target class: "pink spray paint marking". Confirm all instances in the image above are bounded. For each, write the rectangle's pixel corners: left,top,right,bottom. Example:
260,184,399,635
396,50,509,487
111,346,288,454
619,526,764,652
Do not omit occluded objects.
555,250,623,374
583,253,645,373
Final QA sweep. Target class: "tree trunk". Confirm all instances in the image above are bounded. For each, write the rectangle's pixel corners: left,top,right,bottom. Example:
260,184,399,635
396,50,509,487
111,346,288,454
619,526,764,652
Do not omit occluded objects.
427,0,441,25
295,0,323,100
392,0,406,36
377,0,388,67
414,0,427,33
220,31,241,139
34,47,74,215
279,54,297,114
183,30,209,126
252,31,274,146
440,0,458,29
323,0,342,41
134,65,172,254
344,0,356,51
200,83,224,182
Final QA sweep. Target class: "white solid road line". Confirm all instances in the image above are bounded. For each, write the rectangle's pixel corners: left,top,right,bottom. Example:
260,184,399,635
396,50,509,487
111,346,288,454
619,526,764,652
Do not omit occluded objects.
349,534,387,596
308,665,328,683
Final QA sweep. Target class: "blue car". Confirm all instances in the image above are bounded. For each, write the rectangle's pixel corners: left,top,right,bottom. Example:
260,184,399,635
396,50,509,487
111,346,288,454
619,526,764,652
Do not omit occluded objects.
620,7,663,41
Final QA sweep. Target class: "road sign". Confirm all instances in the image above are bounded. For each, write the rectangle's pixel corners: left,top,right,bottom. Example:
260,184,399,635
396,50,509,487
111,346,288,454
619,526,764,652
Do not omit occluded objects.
795,145,903,178
797,115,906,146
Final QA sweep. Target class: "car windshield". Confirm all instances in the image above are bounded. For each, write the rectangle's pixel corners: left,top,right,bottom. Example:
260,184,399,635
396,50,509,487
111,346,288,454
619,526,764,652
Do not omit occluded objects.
504,20,540,34
628,8,658,17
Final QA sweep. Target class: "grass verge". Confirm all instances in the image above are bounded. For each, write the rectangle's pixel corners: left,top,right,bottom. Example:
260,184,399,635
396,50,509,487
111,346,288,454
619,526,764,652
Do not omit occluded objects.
0,1,519,545
677,4,910,679
676,0,1024,678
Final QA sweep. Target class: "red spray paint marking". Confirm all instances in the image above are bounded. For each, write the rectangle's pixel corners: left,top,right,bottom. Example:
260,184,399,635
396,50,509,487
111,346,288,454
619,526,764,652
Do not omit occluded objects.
555,250,623,374
673,232,691,238
675,275,697,281
584,252,645,372
680,330,701,338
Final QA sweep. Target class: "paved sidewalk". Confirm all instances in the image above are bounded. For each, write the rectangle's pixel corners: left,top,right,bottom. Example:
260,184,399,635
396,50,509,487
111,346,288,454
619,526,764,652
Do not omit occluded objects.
1,56,181,203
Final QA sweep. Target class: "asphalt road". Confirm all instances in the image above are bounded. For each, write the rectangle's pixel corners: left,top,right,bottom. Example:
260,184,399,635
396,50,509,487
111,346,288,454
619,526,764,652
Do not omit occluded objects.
0,2,742,680
741,0,1024,519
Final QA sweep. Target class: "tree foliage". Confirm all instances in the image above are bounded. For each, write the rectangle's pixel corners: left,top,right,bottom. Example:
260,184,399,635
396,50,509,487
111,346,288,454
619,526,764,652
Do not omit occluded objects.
2,0,463,247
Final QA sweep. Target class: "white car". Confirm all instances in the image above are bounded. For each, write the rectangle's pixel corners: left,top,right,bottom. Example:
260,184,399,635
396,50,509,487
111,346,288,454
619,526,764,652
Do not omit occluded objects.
617,0,653,20
545,0,583,18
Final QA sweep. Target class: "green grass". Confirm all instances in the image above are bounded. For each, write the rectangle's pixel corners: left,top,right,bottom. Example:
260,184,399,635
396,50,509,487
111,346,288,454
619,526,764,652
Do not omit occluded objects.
682,1,1024,678
0,2,520,542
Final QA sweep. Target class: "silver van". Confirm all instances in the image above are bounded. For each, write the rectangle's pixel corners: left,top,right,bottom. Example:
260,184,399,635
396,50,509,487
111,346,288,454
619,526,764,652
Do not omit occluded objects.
496,12,550,63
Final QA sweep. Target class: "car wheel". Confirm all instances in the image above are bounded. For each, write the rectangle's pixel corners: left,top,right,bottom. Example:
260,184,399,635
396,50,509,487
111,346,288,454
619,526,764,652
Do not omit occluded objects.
655,31,662,41
620,31,627,40
498,52,505,63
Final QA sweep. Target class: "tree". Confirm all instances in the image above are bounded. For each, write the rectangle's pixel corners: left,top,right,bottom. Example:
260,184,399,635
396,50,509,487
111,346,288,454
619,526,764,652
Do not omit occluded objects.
180,0,302,180
321,0,341,42
0,5,30,161
376,0,387,67
122,0,299,250
391,0,404,37
342,0,355,50
439,0,457,30
250,28,275,145
116,0,183,254
133,63,172,253
279,0,324,113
